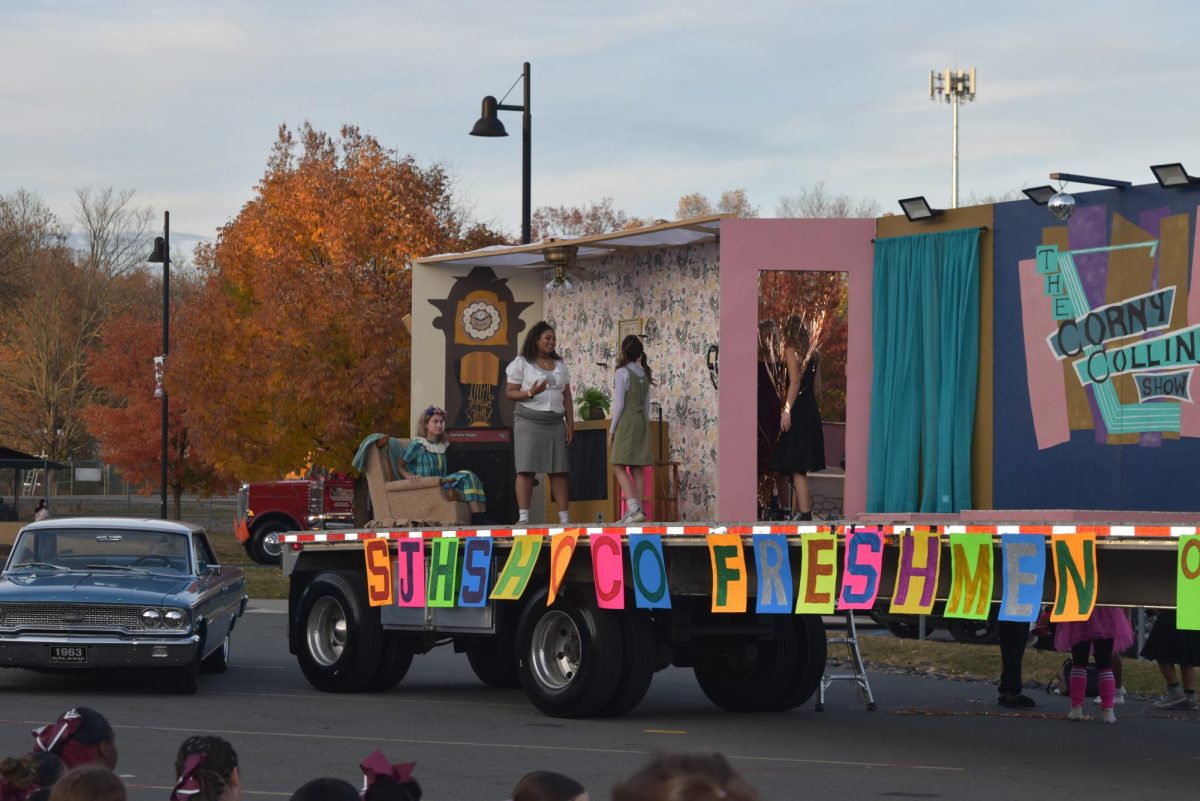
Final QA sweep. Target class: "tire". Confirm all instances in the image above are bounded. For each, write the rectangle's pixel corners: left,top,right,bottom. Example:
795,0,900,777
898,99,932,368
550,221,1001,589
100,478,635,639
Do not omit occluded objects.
515,584,623,718
248,520,288,565
296,570,383,693
598,608,656,717
167,656,200,694
364,632,415,692
466,638,521,689
779,615,828,709
947,617,1000,645
884,618,924,639
693,615,798,713
200,628,231,674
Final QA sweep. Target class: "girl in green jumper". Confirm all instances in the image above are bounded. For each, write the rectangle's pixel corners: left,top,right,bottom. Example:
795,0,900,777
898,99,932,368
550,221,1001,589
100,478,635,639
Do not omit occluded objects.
608,335,655,523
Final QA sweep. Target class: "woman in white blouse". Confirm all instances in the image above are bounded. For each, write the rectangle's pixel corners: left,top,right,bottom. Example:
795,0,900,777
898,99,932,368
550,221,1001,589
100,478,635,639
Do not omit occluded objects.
505,321,574,524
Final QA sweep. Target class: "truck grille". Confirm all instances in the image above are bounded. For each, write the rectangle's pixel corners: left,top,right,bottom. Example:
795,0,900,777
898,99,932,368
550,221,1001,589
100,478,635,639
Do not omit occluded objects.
0,603,145,632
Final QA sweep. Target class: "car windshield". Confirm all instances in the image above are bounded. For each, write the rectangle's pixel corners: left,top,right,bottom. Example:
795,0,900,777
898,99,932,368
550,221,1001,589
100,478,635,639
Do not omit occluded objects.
6,528,191,575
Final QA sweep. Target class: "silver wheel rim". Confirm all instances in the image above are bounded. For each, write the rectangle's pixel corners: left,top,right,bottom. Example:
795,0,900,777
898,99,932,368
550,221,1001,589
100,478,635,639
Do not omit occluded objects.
307,596,348,667
221,634,231,663
530,610,581,691
262,531,283,557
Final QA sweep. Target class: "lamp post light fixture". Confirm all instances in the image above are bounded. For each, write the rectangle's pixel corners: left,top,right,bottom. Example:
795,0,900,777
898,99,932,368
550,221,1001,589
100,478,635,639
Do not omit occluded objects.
1151,163,1200,188
1022,185,1057,205
470,62,532,245
929,67,976,209
898,196,944,222
147,212,170,520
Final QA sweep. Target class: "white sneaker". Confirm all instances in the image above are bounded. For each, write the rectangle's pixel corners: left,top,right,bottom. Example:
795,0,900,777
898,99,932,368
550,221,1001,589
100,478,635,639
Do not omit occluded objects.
1102,708,1117,724
1093,688,1126,706
621,508,646,524
1155,687,1188,709
1067,705,1083,721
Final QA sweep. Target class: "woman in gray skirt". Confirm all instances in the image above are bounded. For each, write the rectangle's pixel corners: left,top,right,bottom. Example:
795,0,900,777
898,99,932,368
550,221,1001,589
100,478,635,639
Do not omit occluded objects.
506,321,574,524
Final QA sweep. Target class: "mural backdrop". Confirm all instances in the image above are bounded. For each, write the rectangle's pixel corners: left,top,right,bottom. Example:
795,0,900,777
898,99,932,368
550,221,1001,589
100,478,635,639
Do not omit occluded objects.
994,186,1200,510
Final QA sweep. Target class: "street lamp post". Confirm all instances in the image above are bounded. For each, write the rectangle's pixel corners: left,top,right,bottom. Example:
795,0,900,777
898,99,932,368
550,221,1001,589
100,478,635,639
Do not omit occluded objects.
470,62,531,244
148,212,170,519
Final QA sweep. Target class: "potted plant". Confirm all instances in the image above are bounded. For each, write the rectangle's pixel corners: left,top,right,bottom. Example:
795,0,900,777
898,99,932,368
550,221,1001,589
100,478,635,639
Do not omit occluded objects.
575,386,612,420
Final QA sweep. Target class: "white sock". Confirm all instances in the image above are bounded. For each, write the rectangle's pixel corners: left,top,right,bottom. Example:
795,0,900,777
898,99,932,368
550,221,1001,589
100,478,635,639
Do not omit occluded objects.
518,509,529,523
558,510,570,524
628,499,642,512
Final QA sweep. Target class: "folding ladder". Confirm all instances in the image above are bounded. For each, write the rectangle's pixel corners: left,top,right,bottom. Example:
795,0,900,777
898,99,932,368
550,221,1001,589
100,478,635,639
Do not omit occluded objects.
816,609,877,711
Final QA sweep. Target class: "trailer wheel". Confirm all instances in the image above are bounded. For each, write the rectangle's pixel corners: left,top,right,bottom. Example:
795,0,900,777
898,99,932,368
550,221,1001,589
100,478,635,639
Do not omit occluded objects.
466,638,521,689
516,584,623,718
297,570,382,693
778,615,828,709
248,520,288,565
693,616,798,712
598,608,656,717
947,617,1000,645
364,632,415,692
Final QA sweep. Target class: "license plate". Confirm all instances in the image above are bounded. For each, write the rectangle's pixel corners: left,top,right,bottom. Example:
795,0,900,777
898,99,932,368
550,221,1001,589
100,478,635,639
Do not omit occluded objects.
49,646,88,664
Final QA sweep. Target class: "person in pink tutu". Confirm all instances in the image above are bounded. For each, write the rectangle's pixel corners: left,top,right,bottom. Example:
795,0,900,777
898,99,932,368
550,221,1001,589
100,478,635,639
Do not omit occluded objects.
1055,606,1133,723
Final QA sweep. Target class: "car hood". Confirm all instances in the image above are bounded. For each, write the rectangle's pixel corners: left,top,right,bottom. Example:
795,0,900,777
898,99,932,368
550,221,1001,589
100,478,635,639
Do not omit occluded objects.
0,572,196,606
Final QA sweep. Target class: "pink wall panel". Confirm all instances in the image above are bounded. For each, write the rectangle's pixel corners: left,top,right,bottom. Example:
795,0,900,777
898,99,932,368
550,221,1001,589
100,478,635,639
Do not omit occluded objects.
1018,258,1070,449
718,219,876,521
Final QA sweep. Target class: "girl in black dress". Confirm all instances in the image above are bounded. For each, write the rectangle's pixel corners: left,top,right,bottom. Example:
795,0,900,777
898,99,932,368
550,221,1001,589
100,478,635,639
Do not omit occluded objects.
769,315,825,520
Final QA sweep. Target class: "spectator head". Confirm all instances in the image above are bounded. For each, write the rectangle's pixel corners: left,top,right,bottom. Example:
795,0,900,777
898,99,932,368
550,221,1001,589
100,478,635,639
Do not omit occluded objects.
289,778,360,801
35,499,46,512
611,753,759,801
47,766,125,801
360,750,420,801
510,771,588,801
173,736,241,801
30,753,65,788
31,708,118,770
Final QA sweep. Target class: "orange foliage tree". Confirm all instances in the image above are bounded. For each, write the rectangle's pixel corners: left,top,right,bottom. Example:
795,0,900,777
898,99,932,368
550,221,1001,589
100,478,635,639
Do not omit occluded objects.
170,124,507,480
84,273,224,519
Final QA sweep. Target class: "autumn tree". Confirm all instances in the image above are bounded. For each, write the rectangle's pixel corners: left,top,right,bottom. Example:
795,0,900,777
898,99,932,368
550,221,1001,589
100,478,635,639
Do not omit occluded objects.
776,182,880,218
0,187,152,462
530,197,649,240
84,270,224,519
676,188,758,220
171,123,506,481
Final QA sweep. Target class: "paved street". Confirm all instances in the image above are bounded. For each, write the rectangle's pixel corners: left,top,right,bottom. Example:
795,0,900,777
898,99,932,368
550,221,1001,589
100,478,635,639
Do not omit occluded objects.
1,601,1195,800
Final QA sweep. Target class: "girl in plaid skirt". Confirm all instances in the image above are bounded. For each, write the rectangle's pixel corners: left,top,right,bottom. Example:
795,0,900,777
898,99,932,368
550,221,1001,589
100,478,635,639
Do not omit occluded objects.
399,406,489,524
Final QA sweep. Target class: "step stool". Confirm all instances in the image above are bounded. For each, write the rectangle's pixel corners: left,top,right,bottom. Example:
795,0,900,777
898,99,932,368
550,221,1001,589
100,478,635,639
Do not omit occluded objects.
816,609,877,712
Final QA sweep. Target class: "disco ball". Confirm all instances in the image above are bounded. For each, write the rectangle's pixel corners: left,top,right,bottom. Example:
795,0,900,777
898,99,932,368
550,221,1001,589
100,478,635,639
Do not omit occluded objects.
1047,191,1076,221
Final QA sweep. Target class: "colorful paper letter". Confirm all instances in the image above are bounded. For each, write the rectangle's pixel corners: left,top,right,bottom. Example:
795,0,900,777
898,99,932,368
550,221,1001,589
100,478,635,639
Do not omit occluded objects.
944,534,992,620
999,534,1045,622
1178,535,1200,631
889,531,941,614
547,530,580,605
1051,534,1096,622
839,529,883,610
795,533,837,614
629,534,670,609
458,537,493,608
753,534,793,614
427,538,460,608
490,536,544,601
363,538,393,607
395,539,425,608
708,533,747,613
591,532,625,609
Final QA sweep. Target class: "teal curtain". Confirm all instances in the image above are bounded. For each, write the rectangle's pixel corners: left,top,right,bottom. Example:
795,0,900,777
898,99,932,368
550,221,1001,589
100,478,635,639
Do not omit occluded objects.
866,228,980,513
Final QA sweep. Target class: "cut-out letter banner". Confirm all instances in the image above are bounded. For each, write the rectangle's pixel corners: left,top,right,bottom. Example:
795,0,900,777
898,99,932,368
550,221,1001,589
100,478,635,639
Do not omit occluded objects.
591,532,625,610
999,534,1045,623
548,530,580,605
944,534,992,620
1050,534,1097,622
490,536,544,600
889,531,940,615
795,532,837,614
753,534,793,614
629,534,670,609
427,538,460,608
458,537,493,608
707,533,747,613
363,538,393,607
395,539,425,608
839,529,883,610
1179,536,1200,631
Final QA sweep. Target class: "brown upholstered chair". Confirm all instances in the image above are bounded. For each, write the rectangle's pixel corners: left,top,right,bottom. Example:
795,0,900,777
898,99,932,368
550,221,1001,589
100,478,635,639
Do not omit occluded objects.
361,438,470,527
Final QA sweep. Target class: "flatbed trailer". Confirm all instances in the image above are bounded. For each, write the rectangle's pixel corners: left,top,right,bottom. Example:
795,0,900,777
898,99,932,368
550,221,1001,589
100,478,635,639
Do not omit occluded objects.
281,522,1189,717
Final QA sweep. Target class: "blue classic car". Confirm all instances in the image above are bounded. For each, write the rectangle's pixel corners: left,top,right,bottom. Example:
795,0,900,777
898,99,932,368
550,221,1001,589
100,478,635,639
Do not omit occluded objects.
0,518,247,693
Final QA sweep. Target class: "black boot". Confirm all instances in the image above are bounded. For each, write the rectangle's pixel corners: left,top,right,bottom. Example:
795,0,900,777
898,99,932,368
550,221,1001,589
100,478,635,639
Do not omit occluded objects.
794,511,813,522
470,511,491,525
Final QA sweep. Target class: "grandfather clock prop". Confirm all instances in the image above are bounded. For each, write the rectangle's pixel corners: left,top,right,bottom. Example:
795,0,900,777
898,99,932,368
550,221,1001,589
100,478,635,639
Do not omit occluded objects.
429,267,531,428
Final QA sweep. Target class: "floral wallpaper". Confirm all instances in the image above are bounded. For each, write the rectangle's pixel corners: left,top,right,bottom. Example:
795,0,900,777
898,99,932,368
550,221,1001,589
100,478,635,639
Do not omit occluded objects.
545,241,720,519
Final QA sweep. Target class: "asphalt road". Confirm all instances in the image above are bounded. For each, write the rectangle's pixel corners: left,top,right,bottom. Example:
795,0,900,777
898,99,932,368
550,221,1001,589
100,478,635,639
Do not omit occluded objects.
1,602,1196,800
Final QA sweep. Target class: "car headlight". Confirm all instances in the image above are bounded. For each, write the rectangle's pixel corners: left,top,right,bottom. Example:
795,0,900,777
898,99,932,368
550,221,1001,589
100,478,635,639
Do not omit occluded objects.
140,608,162,628
163,608,187,629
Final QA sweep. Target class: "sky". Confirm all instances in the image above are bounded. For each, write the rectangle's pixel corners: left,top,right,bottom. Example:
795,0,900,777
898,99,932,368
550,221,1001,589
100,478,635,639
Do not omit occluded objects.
4,0,1200,245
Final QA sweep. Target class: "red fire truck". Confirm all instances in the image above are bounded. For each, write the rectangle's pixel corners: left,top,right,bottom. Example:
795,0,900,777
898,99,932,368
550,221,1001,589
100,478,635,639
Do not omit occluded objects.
235,474,355,564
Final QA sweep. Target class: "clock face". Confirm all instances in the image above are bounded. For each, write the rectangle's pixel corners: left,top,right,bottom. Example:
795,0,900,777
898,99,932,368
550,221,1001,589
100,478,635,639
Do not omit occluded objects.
462,300,502,340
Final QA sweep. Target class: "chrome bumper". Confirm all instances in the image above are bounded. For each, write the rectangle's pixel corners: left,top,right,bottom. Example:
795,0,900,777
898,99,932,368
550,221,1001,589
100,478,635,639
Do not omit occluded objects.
0,633,200,669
